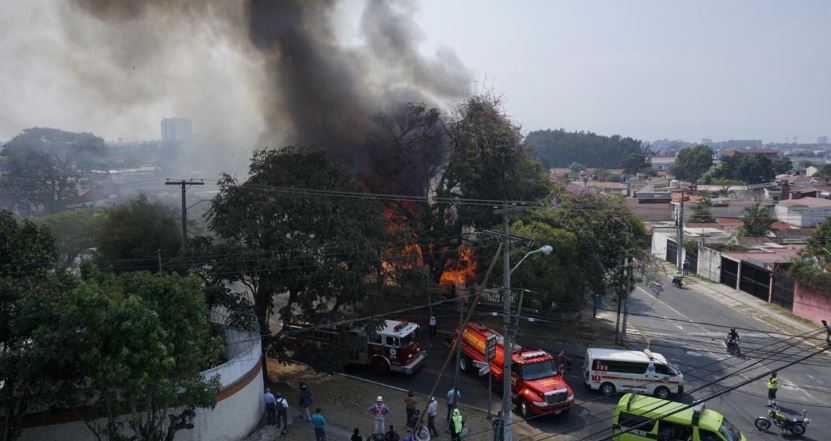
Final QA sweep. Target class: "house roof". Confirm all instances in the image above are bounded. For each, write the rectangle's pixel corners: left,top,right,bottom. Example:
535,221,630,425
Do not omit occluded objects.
724,244,804,264
716,217,741,225
778,197,831,209
625,198,672,221
671,193,704,203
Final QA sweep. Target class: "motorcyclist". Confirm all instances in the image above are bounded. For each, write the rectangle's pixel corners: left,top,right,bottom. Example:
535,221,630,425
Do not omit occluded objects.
672,273,683,287
727,328,740,343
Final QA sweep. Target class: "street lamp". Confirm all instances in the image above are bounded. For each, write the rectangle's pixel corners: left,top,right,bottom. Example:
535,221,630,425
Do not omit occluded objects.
501,244,552,441
510,245,553,274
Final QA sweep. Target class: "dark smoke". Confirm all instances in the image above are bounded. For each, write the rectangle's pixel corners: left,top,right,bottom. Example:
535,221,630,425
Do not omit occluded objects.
65,0,470,171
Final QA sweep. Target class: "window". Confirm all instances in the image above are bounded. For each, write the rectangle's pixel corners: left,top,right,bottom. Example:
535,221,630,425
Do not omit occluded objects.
603,361,648,374
655,364,676,375
656,421,691,441
618,412,656,432
369,333,382,345
399,332,414,347
522,360,557,381
385,336,400,347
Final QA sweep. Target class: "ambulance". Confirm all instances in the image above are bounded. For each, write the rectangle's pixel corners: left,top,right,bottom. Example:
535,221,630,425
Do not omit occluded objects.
584,348,683,399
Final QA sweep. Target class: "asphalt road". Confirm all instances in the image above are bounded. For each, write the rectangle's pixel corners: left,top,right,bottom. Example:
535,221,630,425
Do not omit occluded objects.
343,275,831,441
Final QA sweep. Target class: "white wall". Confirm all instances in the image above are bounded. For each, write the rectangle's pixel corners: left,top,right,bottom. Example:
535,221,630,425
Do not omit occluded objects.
651,230,672,260
697,246,722,282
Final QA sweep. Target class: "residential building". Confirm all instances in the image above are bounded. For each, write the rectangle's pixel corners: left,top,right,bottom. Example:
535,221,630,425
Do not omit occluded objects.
775,197,831,227
161,117,193,148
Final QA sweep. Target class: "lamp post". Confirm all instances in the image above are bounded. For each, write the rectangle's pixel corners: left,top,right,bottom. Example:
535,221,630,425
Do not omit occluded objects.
500,244,552,441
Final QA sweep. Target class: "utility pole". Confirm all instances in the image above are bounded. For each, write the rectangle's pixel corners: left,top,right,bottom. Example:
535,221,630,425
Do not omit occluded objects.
165,179,204,252
501,207,513,441
621,258,630,341
676,188,685,268
157,249,163,273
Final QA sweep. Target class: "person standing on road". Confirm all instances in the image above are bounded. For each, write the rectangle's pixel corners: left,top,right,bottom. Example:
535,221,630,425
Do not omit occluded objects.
449,408,464,441
446,387,460,420
311,408,327,441
429,315,438,339
263,387,277,425
299,382,313,422
426,396,439,436
405,391,418,428
274,392,289,434
370,396,391,434
682,259,689,276
822,320,830,345
766,372,780,407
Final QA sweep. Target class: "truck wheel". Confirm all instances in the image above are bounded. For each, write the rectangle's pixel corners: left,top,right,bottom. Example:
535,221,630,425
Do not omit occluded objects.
459,355,471,374
371,358,390,375
654,386,670,400
600,382,616,396
517,398,530,419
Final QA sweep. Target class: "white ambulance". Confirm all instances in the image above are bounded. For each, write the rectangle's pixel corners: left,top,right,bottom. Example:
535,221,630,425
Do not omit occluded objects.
584,348,684,399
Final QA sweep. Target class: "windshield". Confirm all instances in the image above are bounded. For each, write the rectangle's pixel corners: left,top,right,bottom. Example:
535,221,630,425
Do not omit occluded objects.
719,418,742,441
399,332,414,347
522,360,557,380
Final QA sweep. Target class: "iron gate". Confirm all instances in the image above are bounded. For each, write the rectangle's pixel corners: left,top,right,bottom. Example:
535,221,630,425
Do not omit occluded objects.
666,239,677,265
740,261,771,302
720,257,738,289
771,272,795,311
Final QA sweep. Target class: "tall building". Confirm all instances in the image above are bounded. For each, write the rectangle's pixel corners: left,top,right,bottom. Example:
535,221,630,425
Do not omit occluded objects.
160,118,193,148
818,136,829,145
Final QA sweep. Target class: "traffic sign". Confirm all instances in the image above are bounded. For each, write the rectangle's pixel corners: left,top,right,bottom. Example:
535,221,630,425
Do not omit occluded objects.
486,335,497,361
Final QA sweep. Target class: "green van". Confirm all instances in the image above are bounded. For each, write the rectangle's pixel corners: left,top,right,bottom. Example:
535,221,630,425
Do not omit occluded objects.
612,393,745,441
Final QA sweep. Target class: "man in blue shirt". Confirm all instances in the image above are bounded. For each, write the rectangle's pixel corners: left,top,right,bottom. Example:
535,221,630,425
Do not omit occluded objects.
263,388,277,425
446,387,460,420
311,408,327,441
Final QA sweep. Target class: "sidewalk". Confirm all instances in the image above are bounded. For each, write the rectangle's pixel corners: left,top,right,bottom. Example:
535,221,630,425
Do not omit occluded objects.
244,360,550,441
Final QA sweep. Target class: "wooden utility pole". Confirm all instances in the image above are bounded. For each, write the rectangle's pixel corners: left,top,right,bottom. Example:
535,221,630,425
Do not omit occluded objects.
676,188,685,268
165,179,204,252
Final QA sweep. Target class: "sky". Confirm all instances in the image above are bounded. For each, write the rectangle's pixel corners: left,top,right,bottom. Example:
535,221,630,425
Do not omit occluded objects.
1,0,829,145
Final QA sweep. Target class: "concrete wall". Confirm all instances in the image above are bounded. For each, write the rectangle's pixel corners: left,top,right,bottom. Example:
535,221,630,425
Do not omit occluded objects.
19,330,263,441
697,246,722,282
652,230,672,260
793,284,831,325
776,205,831,227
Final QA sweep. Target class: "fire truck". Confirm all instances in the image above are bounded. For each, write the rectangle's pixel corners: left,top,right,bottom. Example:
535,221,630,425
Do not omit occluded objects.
452,321,574,418
282,319,427,374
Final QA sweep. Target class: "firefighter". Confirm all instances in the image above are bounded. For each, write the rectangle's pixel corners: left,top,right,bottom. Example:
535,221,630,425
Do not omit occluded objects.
766,372,779,407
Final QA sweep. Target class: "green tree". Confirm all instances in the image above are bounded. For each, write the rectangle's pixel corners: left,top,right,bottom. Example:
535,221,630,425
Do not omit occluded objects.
506,212,585,310
0,209,59,441
29,271,222,441
806,218,831,267
0,128,108,215
740,202,774,236
527,129,650,170
36,208,99,268
568,161,586,173
670,145,713,182
771,156,793,175
689,197,715,223
207,148,387,370
94,196,181,271
720,154,774,184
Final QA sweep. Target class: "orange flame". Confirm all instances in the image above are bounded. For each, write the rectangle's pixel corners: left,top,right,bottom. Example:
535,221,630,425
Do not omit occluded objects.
439,246,477,287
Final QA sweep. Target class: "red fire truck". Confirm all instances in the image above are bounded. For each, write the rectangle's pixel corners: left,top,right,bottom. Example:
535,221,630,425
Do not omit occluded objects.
453,321,574,418
282,319,427,374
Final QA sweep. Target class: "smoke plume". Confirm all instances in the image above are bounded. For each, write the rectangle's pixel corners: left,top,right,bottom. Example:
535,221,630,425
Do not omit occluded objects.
54,0,470,171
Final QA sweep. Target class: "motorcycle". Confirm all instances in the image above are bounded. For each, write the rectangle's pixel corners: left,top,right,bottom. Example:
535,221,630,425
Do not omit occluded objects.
671,274,684,288
723,336,741,356
754,406,809,436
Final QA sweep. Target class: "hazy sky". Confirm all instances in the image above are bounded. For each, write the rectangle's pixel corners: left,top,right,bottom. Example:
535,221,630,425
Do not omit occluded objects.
1,0,829,144
414,0,831,143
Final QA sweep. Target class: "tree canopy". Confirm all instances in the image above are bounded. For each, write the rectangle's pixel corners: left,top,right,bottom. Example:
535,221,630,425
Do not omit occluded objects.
740,202,774,236
689,197,716,223
701,154,775,184
36,208,98,269
94,195,181,271
207,148,387,348
670,145,713,182
527,129,650,171
0,128,108,215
